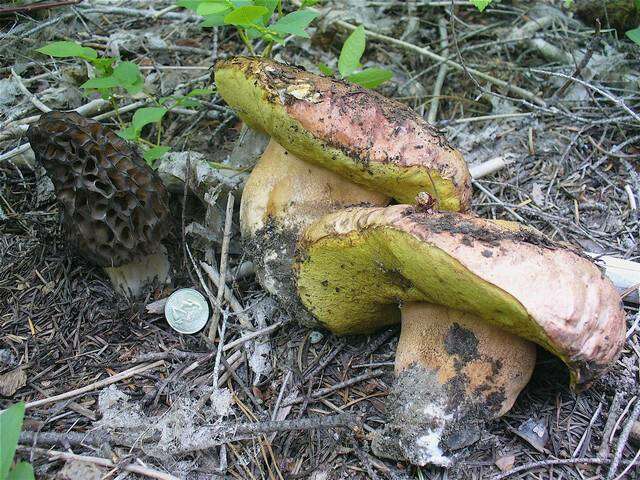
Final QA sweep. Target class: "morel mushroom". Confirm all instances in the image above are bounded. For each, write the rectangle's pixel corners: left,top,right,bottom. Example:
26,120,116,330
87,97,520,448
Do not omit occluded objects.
27,111,171,298
214,56,471,309
294,204,625,466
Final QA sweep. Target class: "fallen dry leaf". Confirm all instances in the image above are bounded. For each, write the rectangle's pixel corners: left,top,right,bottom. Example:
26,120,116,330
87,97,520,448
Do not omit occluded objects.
0,366,27,396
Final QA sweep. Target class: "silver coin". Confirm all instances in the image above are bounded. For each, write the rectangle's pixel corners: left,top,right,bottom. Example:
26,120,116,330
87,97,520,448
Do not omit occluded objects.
164,288,209,334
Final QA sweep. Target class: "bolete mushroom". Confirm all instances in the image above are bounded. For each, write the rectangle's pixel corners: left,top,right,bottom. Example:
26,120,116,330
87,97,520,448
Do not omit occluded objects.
293,204,625,466
27,111,171,298
214,56,471,308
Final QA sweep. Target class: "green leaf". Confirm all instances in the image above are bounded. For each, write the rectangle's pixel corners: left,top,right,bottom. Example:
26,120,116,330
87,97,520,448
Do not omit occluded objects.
186,88,215,97
318,63,334,76
301,0,320,6
201,13,228,27
113,62,142,85
80,76,120,90
105,62,144,94
118,125,139,140
36,41,97,60
197,2,228,16
470,0,492,11
338,25,366,78
176,0,204,11
255,0,279,23
626,27,640,45
1,402,25,479
7,462,35,480
91,57,116,77
143,146,171,165
224,5,269,26
178,98,201,108
131,107,168,134
271,9,319,38
347,68,393,89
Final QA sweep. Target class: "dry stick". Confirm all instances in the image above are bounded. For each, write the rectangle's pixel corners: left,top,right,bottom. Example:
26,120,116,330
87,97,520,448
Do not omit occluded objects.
11,69,52,114
334,20,546,107
472,179,525,223
492,457,609,480
573,402,603,457
607,399,640,479
0,0,80,14
200,261,253,329
19,447,179,480
531,69,640,123
599,392,624,459
427,18,449,124
24,360,164,409
208,193,235,340
222,321,283,352
211,314,227,387
285,370,386,406
178,413,359,454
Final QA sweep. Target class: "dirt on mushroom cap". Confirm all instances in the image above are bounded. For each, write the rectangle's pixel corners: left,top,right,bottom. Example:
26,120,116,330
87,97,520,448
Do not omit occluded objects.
26,111,170,268
214,56,472,212
294,205,626,387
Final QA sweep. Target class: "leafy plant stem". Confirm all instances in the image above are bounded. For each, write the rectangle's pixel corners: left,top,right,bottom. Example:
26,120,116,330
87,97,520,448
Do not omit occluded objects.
238,30,256,55
109,97,125,128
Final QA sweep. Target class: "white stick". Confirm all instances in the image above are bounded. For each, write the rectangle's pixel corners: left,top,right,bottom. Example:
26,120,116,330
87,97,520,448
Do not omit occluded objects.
587,254,640,304
24,360,164,409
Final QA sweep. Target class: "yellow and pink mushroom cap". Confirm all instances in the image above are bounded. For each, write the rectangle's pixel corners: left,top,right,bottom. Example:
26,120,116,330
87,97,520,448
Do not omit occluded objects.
294,205,626,388
214,56,472,212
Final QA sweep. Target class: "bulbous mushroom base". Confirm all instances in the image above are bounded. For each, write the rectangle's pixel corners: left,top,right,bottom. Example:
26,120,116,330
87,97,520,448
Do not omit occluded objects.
103,247,171,298
241,139,388,317
372,303,536,467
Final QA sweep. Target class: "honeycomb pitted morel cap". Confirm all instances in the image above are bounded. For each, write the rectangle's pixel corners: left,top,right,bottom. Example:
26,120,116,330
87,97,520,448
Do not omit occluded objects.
27,111,170,268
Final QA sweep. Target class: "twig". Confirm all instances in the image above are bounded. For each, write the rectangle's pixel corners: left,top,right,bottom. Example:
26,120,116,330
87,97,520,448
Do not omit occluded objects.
200,261,253,329
285,370,386,406
531,69,640,123
573,402,602,457
0,144,32,164
178,413,360,453
607,399,640,479
0,0,80,15
334,20,546,106
272,371,292,420
552,28,601,99
208,193,235,340
11,69,51,113
222,321,284,352
20,430,111,448
19,447,178,480
211,313,227,386
76,4,198,21
472,179,526,222
599,392,624,459
24,360,164,409
492,457,609,480
427,18,449,124
469,156,511,180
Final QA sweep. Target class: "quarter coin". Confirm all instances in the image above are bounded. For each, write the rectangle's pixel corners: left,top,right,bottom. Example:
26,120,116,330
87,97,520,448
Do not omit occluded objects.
164,288,209,334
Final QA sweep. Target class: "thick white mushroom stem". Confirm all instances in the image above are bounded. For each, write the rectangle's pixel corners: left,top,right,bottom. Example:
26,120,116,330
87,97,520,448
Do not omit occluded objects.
373,302,536,467
103,248,171,299
241,139,389,242
240,139,388,297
